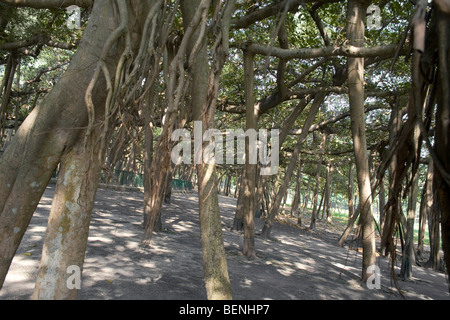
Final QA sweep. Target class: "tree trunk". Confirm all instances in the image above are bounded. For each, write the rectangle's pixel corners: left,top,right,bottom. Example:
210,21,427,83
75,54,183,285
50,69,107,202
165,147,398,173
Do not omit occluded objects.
143,0,195,244
33,0,158,298
400,169,419,280
242,49,257,258
32,122,104,299
0,1,126,289
254,171,264,218
417,176,428,259
348,163,355,219
232,166,246,231
290,157,303,218
380,98,402,256
338,204,360,246
378,171,386,232
225,173,231,196
346,0,376,282
184,0,235,299
300,176,312,226
143,91,155,229
309,132,327,230
318,186,326,221
0,53,17,138
324,164,334,222
425,170,441,270
434,10,450,290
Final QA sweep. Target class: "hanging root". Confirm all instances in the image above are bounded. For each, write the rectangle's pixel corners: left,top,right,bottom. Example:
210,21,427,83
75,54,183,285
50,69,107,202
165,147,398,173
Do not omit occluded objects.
83,0,129,150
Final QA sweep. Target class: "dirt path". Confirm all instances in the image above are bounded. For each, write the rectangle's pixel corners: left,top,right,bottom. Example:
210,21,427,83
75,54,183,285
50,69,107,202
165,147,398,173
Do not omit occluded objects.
1,184,449,300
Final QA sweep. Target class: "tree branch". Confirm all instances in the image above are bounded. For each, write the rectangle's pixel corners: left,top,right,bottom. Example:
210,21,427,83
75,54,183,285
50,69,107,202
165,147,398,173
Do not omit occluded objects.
289,104,390,135
0,0,92,9
231,0,339,29
0,35,77,51
236,42,407,60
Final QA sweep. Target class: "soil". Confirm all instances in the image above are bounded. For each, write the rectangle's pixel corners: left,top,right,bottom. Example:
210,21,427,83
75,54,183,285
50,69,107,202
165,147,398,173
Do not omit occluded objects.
1,183,449,300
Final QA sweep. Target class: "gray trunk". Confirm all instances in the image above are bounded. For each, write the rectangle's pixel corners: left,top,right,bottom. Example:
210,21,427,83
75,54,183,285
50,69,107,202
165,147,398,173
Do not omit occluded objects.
32,124,104,299
0,1,123,288
346,0,376,282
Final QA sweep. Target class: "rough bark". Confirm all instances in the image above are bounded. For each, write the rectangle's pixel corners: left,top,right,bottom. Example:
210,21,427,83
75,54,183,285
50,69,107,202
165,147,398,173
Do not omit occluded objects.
290,157,303,218
244,42,404,61
324,164,334,222
400,169,419,279
143,89,155,229
32,0,156,299
142,0,198,244
346,0,376,282
425,162,440,270
0,53,17,136
309,132,327,230
299,176,312,226
242,49,257,258
417,176,428,259
32,123,104,299
434,10,450,290
186,0,235,300
338,204,360,247
378,170,386,232
379,98,402,255
0,1,123,288
232,166,246,231
347,163,355,219
0,0,92,9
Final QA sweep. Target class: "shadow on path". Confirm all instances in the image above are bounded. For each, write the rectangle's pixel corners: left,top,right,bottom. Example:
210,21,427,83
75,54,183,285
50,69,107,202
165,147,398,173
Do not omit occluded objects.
0,185,449,300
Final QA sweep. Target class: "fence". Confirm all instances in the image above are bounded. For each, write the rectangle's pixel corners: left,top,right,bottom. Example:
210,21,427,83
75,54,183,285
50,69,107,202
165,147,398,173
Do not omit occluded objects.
105,170,193,193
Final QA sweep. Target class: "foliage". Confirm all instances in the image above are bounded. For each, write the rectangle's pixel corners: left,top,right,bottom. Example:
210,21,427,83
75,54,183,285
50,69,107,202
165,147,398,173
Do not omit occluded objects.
1,0,419,201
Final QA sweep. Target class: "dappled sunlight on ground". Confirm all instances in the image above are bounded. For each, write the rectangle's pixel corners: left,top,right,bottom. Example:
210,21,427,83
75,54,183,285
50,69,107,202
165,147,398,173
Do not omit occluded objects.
0,184,449,300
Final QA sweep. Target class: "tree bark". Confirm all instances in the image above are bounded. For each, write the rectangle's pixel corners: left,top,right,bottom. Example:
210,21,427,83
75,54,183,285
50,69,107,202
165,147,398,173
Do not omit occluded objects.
0,0,92,9
434,10,450,290
380,98,402,256
185,0,235,300
290,157,303,218
300,176,312,223
242,49,257,258
309,132,327,230
347,163,355,219
417,177,428,259
143,90,155,229
324,164,334,222
232,166,246,231
32,0,156,299
400,168,419,280
378,170,386,232
0,0,125,289
0,53,17,137
346,0,376,282
32,122,104,299
425,162,440,270
338,204,360,247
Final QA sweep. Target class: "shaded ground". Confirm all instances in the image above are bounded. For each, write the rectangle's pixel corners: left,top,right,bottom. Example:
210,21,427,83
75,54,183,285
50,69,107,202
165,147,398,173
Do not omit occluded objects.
1,183,449,300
